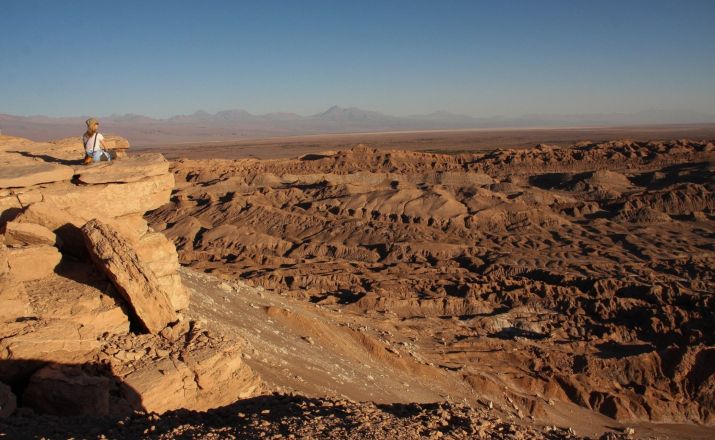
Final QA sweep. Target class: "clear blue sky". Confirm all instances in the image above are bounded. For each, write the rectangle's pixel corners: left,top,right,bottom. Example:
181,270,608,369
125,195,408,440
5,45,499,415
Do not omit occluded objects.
1,0,714,118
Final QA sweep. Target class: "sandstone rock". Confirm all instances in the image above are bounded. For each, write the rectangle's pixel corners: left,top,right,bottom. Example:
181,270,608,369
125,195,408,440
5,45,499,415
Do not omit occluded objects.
157,273,190,311
23,364,110,416
6,245,62,282
15,202,85,232
0,321,101,379
81,219,176,333
159,319,191,342
0,266,129,383
15,204,150,256
19,173,174,219
0,244,7,274
75,154,169,184
0,194,22,226
102,135,130,152
0,161,74,189
3,221,61,247
108,330,262,413
136,232,181,277
132,231,188,311
25,264,130,337
0,381,16,418
437,171,494,186
182,343,262,410
0,274,32,322
111,214,149,240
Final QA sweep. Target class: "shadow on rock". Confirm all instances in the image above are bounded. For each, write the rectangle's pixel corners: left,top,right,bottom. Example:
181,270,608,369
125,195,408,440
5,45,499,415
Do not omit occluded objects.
8,150,82,166
0,358,145,421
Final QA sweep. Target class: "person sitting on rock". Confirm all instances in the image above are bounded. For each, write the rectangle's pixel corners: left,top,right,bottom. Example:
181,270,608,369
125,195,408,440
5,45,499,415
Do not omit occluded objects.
82,117,116,164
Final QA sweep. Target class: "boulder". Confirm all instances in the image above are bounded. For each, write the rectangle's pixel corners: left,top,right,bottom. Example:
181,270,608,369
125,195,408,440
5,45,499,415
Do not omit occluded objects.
0,161,74,189
106,324,262,413
3,221,61,247
75,153,169,184
0,381,16,418
81,219,176,333
5,245,62,282
102,135,130,154
22,364,110,416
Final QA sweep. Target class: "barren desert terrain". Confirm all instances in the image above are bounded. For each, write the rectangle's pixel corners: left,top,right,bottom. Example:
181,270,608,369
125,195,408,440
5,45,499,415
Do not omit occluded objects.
135,124,715,160
143,135,714,436
0,131,713,439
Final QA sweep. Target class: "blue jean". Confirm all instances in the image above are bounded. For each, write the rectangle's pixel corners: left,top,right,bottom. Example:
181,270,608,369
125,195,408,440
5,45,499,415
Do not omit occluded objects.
92,149,112,162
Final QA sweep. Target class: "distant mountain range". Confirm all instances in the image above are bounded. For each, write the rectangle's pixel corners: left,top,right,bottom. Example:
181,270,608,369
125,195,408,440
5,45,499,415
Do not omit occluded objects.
1,106,713,146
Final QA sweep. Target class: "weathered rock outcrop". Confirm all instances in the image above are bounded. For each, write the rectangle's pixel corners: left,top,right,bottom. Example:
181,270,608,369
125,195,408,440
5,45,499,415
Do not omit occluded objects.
3,221,61,247
98,321,262,414
82,219,177,334
0,135,259,417
75,152,169,184
0,278,31,323
4,245,62,282
0,161,74,189
0,143,188,309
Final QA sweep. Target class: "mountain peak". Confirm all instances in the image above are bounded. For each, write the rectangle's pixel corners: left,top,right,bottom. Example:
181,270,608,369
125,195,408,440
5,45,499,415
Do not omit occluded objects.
312,106,391,121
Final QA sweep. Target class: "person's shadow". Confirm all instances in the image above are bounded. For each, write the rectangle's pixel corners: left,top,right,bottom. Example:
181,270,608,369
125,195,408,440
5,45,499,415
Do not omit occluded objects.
8,150,82,166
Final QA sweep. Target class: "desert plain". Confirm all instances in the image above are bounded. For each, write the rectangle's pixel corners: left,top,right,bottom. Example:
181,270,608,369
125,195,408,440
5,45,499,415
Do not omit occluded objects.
0,126,713,439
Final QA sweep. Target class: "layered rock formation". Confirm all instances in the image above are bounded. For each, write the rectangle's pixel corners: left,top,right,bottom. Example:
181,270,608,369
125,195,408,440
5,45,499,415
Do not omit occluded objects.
2,132,712,436
148,140,715,425
0,135,260,416
82,219,177,333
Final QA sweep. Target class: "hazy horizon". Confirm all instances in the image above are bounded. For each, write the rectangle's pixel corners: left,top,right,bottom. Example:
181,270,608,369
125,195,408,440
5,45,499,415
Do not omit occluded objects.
2,1,714,119
2,104,715,121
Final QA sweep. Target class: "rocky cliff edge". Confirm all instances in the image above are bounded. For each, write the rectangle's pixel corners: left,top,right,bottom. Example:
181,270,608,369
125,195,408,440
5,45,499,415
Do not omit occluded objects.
0,135,262,417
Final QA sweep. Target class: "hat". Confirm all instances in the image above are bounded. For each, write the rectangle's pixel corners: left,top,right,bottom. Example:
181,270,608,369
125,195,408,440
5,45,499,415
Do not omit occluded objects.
86,118,98,127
